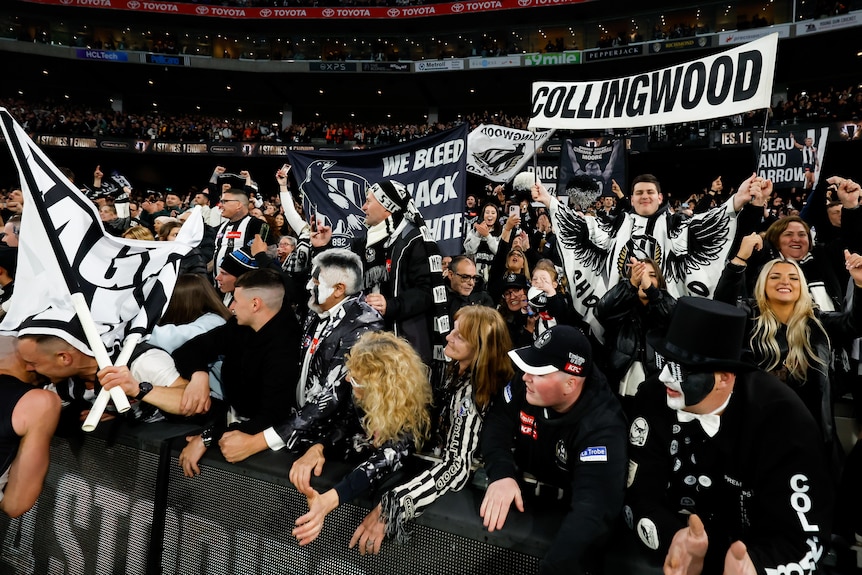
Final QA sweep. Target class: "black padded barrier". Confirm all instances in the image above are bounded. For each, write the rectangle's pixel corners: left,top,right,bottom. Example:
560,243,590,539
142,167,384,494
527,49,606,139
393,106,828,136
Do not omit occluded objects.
0,421,660,574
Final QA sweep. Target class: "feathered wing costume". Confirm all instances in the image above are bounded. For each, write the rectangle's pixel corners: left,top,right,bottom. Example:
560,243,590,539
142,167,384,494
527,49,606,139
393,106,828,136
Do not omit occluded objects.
551,198,738,341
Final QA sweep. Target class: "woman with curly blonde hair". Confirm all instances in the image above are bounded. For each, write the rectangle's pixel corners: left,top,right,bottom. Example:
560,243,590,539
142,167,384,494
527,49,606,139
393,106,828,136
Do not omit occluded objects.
290,331,432,546
350,306,513,555
344,332,432,449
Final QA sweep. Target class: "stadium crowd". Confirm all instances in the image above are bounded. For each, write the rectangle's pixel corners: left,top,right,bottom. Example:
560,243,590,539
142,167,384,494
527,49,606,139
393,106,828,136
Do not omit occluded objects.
0,136,861,572
2,81,860,150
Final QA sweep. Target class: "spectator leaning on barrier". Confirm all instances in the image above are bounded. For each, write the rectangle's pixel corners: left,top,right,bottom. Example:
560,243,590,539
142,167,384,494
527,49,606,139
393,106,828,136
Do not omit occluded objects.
349,305,513,555
0,335,61,518
175,269,300,478
289,331,432,547
216,249,383,464
480,325,628,575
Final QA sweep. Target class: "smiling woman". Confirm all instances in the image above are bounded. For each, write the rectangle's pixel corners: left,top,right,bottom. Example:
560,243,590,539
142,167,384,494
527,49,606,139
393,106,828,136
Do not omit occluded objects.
714,253,862,474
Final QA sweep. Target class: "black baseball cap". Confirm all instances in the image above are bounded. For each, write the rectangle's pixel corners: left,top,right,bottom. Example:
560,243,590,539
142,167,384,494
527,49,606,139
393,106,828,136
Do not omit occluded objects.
508,325,591,376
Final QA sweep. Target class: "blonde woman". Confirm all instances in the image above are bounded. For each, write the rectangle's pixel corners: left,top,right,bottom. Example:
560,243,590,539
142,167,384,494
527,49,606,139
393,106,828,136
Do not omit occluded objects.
349,306,513,554
290,331,432,546
715,242,862,452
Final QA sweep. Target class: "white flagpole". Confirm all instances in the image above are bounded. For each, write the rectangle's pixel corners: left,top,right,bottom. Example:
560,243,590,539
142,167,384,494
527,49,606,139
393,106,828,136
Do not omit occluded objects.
81,333,142,431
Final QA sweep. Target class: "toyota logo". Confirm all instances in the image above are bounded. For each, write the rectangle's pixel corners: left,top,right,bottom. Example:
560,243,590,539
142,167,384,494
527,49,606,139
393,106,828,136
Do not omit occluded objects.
517,0,531,5
322,8,334,17
387,8,399,16
60,0,73,4
127,0,140,8
196,5,208,14
451,3,464,12
260,8,272,16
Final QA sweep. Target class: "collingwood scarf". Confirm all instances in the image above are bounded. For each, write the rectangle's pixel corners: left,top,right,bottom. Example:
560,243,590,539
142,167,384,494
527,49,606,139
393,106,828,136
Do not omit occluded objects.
366,181,450,359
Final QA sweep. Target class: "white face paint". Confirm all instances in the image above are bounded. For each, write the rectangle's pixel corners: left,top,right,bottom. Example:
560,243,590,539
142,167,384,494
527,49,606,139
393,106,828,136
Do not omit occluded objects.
660,364,687,411
306,266,336,313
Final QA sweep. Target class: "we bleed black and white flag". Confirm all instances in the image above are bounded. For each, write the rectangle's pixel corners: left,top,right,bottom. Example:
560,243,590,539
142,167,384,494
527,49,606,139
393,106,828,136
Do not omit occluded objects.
287,124,467,256
467,124,553,182
529,33,777,130
0,108,203,355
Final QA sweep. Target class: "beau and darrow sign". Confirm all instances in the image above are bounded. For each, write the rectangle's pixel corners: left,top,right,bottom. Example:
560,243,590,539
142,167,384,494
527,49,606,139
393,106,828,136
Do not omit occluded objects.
528,33,777,130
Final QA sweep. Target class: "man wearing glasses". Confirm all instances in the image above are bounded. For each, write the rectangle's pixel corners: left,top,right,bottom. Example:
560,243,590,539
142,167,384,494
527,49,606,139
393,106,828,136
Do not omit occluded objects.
212,188,268,280
447,255,494,322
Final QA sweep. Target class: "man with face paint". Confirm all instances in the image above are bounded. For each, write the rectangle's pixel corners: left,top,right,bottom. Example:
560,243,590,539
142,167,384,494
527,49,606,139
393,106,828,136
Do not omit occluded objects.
315,180,449,364
216,249,383,464
625,297,831,575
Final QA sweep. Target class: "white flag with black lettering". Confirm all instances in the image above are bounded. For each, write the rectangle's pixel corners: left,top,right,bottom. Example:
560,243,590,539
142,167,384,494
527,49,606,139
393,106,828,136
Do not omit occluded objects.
0,108,203,355
467,124,554,182
529,33,778,130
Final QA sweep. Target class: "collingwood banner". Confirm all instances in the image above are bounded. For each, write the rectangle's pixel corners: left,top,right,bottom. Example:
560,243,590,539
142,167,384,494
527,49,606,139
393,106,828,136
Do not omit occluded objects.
0,109,203,354
756,126,828,190
557,137,625,198
288,125,467,256
466,124,553,182
529,33,778,130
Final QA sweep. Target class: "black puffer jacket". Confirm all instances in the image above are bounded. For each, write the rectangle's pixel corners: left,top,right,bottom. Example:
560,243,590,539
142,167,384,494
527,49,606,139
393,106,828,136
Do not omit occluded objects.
595,281,676,393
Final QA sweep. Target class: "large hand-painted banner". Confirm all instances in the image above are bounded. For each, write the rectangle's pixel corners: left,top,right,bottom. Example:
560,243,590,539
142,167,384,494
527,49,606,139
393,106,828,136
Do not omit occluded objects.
529,34,778,130
287,125,467,256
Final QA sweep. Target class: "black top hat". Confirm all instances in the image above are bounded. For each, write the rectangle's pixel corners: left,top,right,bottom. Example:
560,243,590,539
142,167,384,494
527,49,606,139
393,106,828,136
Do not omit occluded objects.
647,296,755,373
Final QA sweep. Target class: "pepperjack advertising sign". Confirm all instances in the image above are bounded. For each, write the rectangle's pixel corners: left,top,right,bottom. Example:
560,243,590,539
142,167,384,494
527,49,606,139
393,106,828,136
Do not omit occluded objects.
528,33,777,130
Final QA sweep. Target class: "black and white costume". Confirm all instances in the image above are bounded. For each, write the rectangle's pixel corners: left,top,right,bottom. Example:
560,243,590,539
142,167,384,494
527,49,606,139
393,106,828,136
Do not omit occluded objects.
353,218,445,364
212,214,267,274
625,373,832,575
463,228,500,282
262,295,383,451
380,371,484,542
